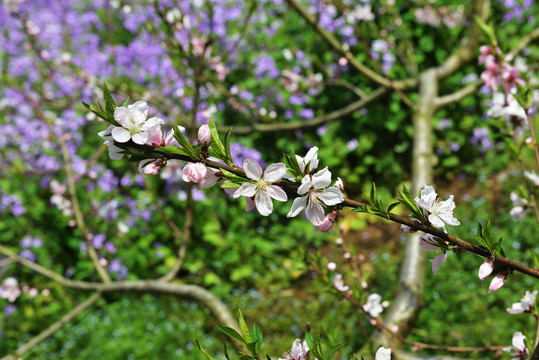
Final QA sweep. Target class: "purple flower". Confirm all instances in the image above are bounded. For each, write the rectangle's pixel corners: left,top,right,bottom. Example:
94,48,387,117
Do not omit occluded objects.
92,234,106,249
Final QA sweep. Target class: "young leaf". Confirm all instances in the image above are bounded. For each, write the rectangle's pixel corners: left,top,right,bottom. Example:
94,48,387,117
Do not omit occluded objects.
250,323,263,353
173,124,194,153
81,101,109,122
120,97,130,107
196,339,215,360
327,344,343,360
155,145,192,157
220,168,247,184
238,310,253,344
387,202,399,213
209,117,226,157
224,342,231,360
217,325,245,344
224,128,234,165
102,82,116,121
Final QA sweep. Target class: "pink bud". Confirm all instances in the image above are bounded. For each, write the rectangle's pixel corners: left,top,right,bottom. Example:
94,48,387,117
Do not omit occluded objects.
143,159,166,175
488,271,507,293
478,258,494,281
334,178,344,192
391,325,399,334
198,124,211,145
182,163,207,183
400,224,417,233
335,237,343,245
320,217,334,232
327,262,337,271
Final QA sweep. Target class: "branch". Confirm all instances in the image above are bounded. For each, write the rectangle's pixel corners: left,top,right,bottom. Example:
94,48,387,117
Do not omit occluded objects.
284,0,417,91
435,80,483,109
509,27,539,59
433,0,488,80
1,292,101,360
224,86,388,135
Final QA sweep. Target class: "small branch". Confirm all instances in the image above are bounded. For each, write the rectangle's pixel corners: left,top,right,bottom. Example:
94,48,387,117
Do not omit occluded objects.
224,86,388,135
7,292,101,359
435,80,483,109
284,0,417,91
509,27,539,60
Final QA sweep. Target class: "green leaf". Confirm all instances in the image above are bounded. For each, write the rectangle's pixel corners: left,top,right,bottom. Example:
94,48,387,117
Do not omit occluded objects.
224,342,231,360
209,117,226,157
82,101,109,122
387,202,399,213
224,128,234,165
221,182,240,189
154,145,192,157
173,124,194,153
250,323,263,353
196,339,215,360
238,310,253,344
327,344,342,360
103,82,116,120
120,97,130,107
217,325,245,344
221,168,247,183
530,249,539,270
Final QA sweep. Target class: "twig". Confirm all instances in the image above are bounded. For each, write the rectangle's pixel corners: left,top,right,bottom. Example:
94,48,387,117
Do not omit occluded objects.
435,80,483,109
4,292,102,359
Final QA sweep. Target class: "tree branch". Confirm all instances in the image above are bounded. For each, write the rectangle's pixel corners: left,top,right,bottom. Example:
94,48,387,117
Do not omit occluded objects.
0,292,102,360
435,80,483,109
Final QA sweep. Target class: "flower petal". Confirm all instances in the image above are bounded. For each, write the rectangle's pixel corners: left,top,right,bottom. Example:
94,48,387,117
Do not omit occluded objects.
255,191,273,216
132,132,149,145
318,187,344,206
111,127,131,143
233,183,256,198
263,163,287,183
428,213,446,229
287,196,308,218
245,197,256,212
243,159,262,180
312,167,332,189
141,117,164,130
113,107,131,127
415,185,436,210
306,201,325,226
129,100,149,116
297,176,312,195
430,252,447,276
267,186,287,202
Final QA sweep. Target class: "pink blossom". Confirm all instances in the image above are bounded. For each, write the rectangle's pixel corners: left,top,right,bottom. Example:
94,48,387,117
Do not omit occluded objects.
279,339,310,360
333,273,350,292
507,290,538,314
287,167,344,226
199,167,220,188
198,124,211,145
375,347,391,360
0,277,21,302
320,210,339,232
489,271,508,293
478,258,494,281
182,163,207,183
503,331,529,359
429,252,447,276
327,262,337,271
363,293,384,318
233,160,288,216
138,159,166,175
111,101,164,145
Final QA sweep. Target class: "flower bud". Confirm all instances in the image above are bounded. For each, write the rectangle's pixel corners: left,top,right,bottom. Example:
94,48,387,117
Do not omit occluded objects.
320,218,334,232
327,262,337,271
400,224,417,233
143,159,166,175
478,258,494,281
182,163,207,183
488,271,507,293
198,124,211,145
334,177,344,192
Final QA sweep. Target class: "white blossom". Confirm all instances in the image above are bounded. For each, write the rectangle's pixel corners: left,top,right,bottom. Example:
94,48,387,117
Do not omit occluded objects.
111,101,164,145
414,185,460,230
507,290,538,314
363,293,384,318
375,347,391,360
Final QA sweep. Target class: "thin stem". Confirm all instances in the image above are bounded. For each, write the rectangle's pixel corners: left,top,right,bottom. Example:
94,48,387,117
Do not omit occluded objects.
525,108,539,171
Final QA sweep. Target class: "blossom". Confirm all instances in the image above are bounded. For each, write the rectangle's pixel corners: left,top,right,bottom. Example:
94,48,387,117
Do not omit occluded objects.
419,234,440,252
182,163,207,183
320,210,339,232
478,259,494,281
111,101,164,145
429,252,447,276
507,290,538,314
198,124,211,145
487,93,528,139
287,167,344,226
138,126,176,175
279,338,310,360
524,171,539,188
295,146,319,174
333,274,350,292
489,271,508,293
414,185,460,230
503,332,528,359
0,277,21,303
200,167,220,188
98,125,124,160
233,160,288,216
138,159,166,175
375,347,391,360
363,293,384,318
510,192,529,221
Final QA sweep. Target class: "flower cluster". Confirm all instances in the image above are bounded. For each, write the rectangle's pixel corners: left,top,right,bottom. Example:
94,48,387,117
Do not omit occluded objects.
507,290,537,314
479,46,525,92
